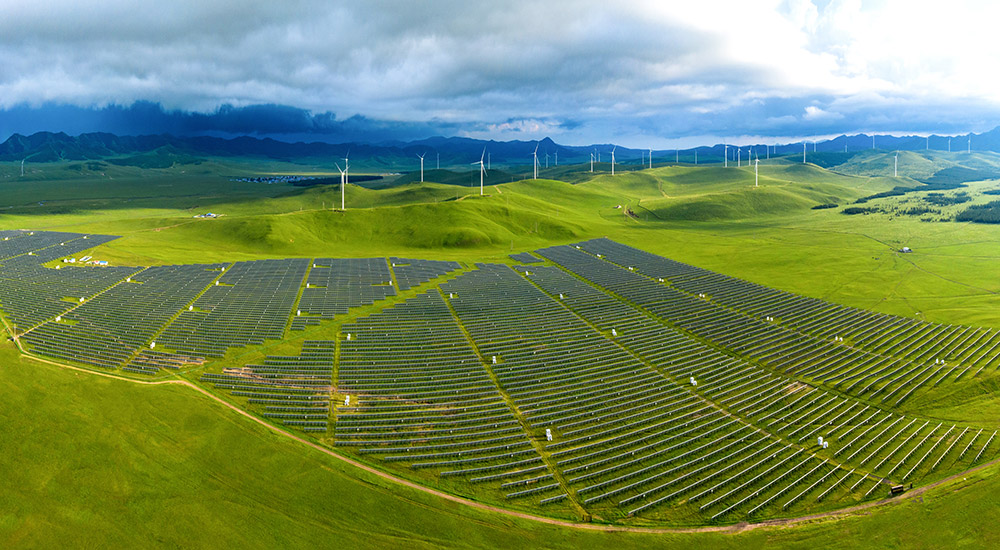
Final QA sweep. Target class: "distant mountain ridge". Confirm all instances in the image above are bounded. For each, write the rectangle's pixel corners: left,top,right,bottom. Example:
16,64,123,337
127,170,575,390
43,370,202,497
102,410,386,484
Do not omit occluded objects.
4,127,1000,167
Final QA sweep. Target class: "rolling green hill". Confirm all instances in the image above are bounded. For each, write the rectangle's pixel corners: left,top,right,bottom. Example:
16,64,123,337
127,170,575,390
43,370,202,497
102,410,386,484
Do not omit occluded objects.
2,154,1000,547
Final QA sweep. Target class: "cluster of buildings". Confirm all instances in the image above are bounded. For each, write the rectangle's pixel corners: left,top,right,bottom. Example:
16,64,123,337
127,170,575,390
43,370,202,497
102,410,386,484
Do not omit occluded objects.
230,175,317,184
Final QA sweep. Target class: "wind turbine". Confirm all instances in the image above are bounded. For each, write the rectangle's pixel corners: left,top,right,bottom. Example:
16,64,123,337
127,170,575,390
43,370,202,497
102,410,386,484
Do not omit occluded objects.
611,146,616,176
803,142,807,164
533,143,540,179
342,152,350,209
20,158,25,177
589,152,594,173
436,152,440,169
417,153,425,183
948,138,951,152
737,147,741,168
724,144,729,168
894,151,898,177
649,148,653,169
755,157,759,187
472,148,487,195
335,162,346,210
554,151,557,166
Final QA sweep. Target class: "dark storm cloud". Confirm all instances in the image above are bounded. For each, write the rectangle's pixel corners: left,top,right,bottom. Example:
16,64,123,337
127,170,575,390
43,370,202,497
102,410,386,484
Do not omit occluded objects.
1,1,998,146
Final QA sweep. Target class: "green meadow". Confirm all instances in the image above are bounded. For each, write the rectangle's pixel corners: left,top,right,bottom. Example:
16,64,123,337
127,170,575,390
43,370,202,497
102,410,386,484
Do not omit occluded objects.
4,329,1000,549
2,150,1000,547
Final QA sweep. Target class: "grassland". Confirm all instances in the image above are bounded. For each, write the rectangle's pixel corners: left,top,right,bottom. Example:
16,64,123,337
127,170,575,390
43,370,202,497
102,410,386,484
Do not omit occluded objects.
9,156,990,328
2,151,1000,546
4,336,1000,549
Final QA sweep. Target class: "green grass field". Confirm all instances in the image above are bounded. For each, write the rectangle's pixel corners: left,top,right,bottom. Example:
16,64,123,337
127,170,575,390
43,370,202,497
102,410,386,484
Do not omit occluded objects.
4,338,1000,549
2,152,1000,547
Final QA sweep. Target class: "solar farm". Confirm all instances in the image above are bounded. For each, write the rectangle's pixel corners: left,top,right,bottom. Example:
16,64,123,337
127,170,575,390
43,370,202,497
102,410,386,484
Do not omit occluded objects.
2,228,999,526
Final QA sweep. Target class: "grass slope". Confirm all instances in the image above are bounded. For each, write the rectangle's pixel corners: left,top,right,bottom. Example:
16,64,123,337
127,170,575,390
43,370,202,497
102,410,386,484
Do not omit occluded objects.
1,158,997,330
3,340,1000,549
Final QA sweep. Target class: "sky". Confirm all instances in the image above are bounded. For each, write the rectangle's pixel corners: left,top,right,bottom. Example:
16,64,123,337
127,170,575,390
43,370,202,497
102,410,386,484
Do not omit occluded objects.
2,0,1000,147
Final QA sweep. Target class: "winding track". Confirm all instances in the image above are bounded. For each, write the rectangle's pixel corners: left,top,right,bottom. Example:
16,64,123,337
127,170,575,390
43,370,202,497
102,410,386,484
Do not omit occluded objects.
4,317,997,536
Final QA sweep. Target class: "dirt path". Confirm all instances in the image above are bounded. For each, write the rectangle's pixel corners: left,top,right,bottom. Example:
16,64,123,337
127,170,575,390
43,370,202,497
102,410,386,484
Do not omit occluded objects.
9,343,1000,535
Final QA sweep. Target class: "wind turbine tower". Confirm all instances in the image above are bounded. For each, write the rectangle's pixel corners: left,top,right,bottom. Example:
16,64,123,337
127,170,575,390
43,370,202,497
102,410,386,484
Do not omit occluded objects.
894,152,898,177
342,154,350,209
724,144,729,168
533,143,540,179
755,158,759,187
590,152,594,173
649,148,653,169
20,158,25,177
948,138,951,152
335,162,346,210
803,142,806,164
737,147,741,168
472,148,487,196
611,146,616,176
417,153,425,183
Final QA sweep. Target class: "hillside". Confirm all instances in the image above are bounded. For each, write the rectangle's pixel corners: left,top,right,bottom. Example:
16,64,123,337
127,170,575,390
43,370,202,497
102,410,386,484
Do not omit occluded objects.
1,156,1000,547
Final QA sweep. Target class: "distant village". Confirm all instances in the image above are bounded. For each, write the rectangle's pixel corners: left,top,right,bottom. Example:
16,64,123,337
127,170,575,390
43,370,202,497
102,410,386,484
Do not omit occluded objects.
230,175,317,184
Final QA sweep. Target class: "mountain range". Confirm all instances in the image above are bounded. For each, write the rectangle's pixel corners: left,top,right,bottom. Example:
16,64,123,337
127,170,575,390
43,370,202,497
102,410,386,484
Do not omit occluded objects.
4,128,1000,168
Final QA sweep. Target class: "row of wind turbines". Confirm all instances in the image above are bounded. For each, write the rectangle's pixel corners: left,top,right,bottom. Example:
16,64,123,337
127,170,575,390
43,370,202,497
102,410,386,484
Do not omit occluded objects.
332,134,965,209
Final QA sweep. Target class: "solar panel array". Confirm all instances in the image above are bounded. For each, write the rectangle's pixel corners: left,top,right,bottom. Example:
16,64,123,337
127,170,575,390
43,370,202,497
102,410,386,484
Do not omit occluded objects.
539,239,996,406
293,258,394,330
0,230,102,261
0,235,136,332
157,259,309,357
337,290,542,493
389,257,461,290
508,252,543,264
201,340,335,432
21,263,227,369
2,230,997,523
126,349,207,375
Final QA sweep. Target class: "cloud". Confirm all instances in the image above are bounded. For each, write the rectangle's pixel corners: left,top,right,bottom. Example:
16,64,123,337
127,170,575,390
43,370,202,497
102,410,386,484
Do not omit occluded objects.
1,0,999,147
803,105,843,121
